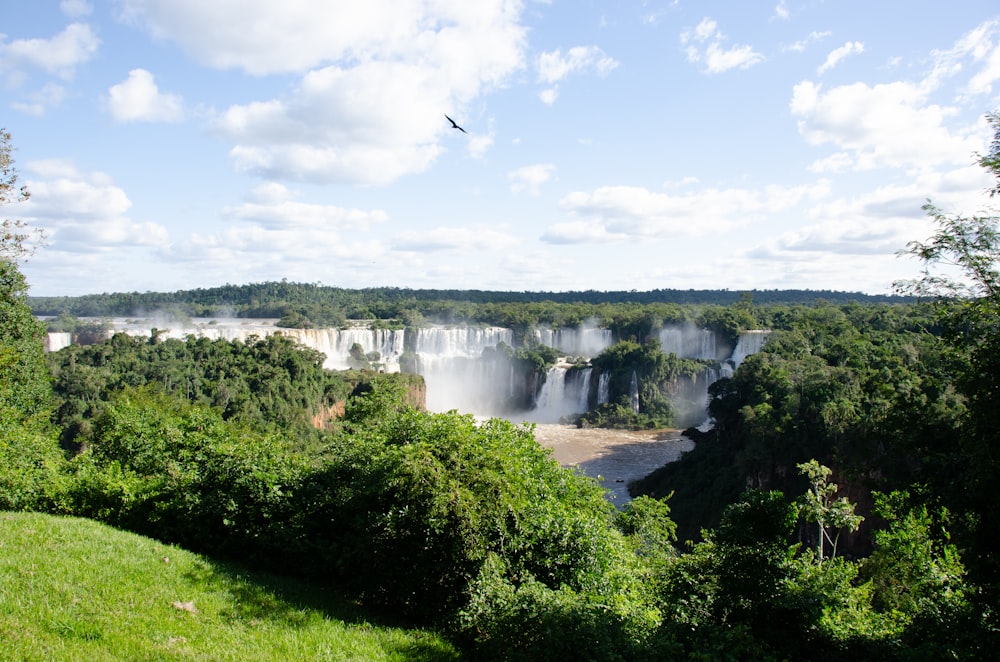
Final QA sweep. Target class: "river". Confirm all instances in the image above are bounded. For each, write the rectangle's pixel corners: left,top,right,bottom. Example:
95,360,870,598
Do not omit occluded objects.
532,424,694,507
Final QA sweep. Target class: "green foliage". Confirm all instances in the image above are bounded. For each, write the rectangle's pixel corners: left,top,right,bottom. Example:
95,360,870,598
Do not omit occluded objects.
326,405,636,623
457,554,662,662
797,460,864,560
60,387,311,563
658,490,805,657
47,331,371,448
0,512,460,661
863,491,966,617
581,339,709,429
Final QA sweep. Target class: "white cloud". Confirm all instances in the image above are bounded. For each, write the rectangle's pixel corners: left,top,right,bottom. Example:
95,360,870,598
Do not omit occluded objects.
166,2,529,185
817,41,864,75
790,78,984,172
536,46,618,84
508,163,555,196
962,21,1000,95
1,22,100,79
392,226,518,251
546,182,828,244
784,31,831,53
107,69,184,122
22,161,170,251
535,45,617,105
117,0,527,77
10,83,67,116
222,184,388,231
773,1,789,20
681,17,764,73
60,1,93,17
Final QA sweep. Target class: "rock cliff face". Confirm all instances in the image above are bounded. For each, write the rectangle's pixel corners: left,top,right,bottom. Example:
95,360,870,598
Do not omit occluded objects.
310,373,426,430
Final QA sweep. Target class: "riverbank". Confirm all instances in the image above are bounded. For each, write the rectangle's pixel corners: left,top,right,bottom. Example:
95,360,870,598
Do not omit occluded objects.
532,424,695,506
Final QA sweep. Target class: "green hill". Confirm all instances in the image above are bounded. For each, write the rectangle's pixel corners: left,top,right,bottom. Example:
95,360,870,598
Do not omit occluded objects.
0,511,458,661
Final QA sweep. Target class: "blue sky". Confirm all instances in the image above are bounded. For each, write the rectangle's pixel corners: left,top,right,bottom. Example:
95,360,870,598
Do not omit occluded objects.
4,1,1000,297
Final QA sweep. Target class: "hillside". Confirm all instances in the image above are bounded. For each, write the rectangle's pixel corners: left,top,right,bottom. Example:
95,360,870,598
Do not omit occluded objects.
0,512,458,662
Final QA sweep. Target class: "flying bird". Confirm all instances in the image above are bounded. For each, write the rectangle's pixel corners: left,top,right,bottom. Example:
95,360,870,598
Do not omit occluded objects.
445,114,468,134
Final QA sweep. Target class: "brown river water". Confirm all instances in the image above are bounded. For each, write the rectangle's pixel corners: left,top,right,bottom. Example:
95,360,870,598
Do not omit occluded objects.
531,424,695,507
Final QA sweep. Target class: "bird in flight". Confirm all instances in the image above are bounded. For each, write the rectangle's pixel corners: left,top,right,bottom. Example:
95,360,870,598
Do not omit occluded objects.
445,114,468,134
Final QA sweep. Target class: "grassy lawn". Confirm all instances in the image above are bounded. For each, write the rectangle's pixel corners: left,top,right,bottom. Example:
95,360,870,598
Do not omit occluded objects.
0,512,459,661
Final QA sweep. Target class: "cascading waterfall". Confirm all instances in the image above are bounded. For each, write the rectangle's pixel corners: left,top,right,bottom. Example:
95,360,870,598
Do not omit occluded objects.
532,326,614,357
597,371,611,405
45,332,72,352
530,364,594,422
45,318,770,425
658,325,725,360
629,371,640,414
729,330,771,368
577,368,592,412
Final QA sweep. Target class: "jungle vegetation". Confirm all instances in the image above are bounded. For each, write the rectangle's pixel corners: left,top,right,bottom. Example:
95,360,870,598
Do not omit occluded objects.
4,115,1000,659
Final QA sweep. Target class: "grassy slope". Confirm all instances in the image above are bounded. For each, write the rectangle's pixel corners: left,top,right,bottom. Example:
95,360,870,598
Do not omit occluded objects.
0,512,459,661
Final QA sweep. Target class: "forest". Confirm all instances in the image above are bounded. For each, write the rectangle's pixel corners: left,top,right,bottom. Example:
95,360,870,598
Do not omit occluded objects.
4,116,1000,659
28,279,911,332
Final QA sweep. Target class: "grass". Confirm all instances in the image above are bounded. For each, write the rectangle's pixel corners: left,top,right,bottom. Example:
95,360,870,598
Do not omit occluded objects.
0,512,460,661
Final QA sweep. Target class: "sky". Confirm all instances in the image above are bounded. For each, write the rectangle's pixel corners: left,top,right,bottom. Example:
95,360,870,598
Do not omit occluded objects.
3,1,1000,297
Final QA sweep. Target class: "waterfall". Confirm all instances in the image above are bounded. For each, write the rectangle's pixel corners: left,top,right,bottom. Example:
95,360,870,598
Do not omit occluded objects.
532,326,614,356
529,364,594,423
577,367,592,412
46,318,771,425
629,371,640,413
45,332,73,352
658,325,722,360
597,371,611,405
729,330,771,368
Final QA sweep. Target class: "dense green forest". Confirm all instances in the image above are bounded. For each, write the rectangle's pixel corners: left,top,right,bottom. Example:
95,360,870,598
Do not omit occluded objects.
29,280,912,331
5,118,1000,659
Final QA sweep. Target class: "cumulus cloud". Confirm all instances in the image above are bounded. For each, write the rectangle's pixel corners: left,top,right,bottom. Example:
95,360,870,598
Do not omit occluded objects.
222,183,388,231
508,163,555,196
545,182,828,244
392,226,518,251
107,69,184,122
751,164,994,272
536,45,618,104
790,78,983,172
0,22,100,79
22,160,169,251
681,17,764,73
135,1,530,185
817,41,864,75
784,31,831,53
60,0,93,17
10,83,67,116
955,19,1000,95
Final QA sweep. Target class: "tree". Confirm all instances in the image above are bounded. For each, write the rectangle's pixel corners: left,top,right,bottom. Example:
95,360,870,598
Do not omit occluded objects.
797,460,863,561
895,108,1000,615
1,129,49,424
0,129,63,510
1,128,40,262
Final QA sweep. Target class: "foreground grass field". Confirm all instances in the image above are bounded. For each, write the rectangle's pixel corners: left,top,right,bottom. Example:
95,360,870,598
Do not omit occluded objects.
0,512,459,661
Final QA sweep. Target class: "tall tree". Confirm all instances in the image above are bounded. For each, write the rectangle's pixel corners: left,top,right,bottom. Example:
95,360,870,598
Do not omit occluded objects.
0,128,49,424
896,110,1000,608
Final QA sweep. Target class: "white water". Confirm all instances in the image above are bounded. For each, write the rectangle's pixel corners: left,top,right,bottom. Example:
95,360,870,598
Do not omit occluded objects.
45,319,769,424
658,324,726,360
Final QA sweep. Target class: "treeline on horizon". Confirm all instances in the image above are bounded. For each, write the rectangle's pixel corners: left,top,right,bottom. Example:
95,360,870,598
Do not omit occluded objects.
29,281,913,322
